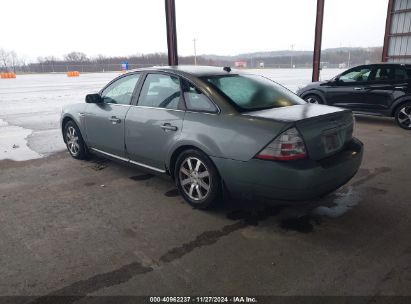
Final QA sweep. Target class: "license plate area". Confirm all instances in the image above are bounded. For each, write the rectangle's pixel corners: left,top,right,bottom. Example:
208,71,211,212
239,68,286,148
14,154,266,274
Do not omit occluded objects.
322,128,343,154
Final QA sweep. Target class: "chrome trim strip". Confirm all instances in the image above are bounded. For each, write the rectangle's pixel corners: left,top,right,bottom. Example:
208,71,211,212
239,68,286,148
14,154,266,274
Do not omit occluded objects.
131,105,185,112
129,105,219,115
90,148,166,173
103,103,132,107
91,148,129,162
129,160,166,173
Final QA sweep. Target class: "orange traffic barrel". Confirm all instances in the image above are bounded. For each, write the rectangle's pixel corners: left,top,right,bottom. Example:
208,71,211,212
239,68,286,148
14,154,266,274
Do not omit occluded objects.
1,72,16,79
67,71,80,77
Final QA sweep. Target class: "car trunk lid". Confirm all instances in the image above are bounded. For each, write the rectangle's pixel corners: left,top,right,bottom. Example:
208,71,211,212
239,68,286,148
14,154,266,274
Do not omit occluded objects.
243,104,354,160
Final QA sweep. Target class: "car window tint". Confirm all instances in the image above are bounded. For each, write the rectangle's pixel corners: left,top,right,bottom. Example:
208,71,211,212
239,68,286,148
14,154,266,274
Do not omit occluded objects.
138,74,181,109
183,80,217,113
202,74,305,112
101,74,140,105
339,67,371,82
374,67,394,81
394,67,407,80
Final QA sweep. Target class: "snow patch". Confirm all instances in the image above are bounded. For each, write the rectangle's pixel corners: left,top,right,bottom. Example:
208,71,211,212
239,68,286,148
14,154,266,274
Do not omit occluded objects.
0,119,42,161
312,187,361,218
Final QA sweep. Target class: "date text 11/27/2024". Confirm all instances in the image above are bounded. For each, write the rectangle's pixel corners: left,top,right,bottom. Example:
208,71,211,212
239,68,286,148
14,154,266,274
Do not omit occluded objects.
149,296,258,303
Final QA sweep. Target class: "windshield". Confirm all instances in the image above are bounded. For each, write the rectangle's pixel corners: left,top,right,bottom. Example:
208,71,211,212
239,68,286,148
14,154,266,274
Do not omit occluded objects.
201,74,306,112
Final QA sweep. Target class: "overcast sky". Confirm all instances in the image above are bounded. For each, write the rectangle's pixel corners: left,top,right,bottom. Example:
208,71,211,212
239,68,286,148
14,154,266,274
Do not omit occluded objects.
2,0,388,61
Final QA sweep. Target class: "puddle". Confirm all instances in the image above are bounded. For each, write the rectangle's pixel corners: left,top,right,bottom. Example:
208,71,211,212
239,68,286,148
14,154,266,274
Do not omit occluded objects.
0,118,42,161
164,189,180,197
129,174,154,181
84,182,96,187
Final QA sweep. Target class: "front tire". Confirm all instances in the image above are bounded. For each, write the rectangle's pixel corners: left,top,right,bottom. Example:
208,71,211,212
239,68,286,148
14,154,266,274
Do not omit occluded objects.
395,102,411,130
64,120,88,159
175,149,221,210
304,94,323,104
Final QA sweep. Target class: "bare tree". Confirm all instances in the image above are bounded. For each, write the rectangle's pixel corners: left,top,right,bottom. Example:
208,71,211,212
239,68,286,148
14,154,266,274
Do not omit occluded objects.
9,51,19,73
0,48,10,71
64,51,88,62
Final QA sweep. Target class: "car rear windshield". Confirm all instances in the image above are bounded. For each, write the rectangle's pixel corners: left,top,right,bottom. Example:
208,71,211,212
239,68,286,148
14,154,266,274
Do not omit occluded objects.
201,74,305,112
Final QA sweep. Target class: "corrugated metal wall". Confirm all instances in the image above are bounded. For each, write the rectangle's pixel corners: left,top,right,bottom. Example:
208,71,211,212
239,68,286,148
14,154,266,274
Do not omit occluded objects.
384,0,411,62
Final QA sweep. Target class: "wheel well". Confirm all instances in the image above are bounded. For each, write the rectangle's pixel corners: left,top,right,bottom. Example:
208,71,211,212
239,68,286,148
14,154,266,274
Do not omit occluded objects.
168,145,200,178
61,117,74,142
391,100,411,117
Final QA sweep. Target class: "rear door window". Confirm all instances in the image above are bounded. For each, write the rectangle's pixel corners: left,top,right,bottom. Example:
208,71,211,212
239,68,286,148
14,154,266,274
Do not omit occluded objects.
373,67,395,81
138,74,182,109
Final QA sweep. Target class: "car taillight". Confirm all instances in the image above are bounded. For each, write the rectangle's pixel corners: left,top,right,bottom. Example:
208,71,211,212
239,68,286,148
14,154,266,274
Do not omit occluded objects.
255,127,307,161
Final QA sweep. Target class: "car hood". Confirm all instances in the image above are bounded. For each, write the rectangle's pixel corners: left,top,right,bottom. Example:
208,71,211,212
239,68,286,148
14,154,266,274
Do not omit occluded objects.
297,81,327,95
242,104,348,123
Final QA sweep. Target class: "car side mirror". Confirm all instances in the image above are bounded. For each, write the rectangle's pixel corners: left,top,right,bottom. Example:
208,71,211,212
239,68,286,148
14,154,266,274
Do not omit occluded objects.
85,93,103,104
332,77,341,84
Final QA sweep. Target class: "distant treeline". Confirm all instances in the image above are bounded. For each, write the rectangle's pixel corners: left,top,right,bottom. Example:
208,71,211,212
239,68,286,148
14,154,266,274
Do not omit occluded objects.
0,47,383,73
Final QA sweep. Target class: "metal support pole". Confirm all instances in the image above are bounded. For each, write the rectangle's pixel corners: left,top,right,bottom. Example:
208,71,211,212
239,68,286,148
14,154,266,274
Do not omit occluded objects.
193,38,197,65
312,0,325,82
382,0,394,62
165,0,178,66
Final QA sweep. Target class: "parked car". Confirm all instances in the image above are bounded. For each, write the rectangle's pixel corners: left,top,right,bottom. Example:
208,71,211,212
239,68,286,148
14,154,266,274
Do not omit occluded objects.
61,66,363,209
297,63,411,130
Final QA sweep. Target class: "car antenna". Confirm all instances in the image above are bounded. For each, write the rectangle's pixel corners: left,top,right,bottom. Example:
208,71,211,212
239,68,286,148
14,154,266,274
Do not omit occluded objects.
223,66,231,72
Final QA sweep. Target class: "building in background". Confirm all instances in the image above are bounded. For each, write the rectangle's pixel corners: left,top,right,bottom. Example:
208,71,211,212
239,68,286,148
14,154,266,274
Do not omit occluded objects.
234,61,247,68
383,0,411,62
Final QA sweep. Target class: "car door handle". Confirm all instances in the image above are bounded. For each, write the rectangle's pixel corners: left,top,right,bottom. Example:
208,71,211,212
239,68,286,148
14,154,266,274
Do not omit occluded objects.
354,87,363,91
395,86,406,90
109,116,121,124
160,123,178,131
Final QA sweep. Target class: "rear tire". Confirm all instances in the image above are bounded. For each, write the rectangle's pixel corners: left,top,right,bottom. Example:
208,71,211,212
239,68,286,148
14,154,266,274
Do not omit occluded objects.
175,149,221,210
304,94,323,104
64,120,88,159
395,102,411,130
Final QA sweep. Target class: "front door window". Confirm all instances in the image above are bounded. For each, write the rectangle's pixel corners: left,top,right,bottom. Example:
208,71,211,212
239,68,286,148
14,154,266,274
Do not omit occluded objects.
339,67,371,83
101,74,141,105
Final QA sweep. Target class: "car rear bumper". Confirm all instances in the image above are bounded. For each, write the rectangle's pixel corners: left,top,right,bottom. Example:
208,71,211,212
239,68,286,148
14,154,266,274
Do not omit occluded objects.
211,138,363,201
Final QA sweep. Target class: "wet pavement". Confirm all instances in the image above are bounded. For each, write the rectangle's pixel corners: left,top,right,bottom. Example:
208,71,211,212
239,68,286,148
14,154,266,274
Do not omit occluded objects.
0,116,410,298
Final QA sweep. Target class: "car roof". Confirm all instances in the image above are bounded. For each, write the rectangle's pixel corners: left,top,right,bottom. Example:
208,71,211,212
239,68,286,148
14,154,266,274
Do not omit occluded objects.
358,63,411,68
128,65,240,77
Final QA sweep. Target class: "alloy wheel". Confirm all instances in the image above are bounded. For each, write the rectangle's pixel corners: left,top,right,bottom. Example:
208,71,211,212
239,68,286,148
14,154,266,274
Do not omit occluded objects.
305,96,320,104
66,126,80,156
179,157,211,201
397,106,411,128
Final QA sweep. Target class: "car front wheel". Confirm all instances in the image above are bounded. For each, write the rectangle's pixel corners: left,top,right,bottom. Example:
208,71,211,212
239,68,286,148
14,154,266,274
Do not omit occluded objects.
304,94,323,104
175,149,221,209
395,102,411,130
64,120,88,159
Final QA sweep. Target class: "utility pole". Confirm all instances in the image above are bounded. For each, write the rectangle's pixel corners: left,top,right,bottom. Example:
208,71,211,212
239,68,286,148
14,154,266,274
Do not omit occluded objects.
193,38,197,65
290,44,295,68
